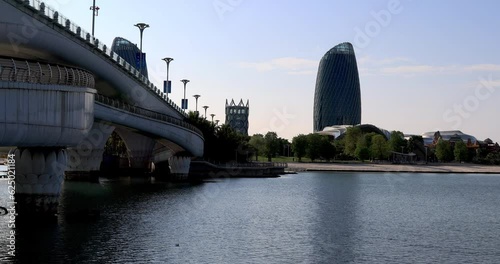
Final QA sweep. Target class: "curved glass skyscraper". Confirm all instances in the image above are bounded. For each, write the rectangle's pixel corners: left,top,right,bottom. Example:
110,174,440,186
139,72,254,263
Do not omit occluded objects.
111,37,148,78
313,42,361,132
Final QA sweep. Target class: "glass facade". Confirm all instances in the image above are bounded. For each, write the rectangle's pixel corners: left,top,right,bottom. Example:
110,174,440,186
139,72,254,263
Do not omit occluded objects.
421,130,478,146
111,37,148,78
225,99,249,136
313,42,361,132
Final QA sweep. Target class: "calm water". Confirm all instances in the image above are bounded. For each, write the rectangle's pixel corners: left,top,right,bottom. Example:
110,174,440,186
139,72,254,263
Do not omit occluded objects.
1,172,500,263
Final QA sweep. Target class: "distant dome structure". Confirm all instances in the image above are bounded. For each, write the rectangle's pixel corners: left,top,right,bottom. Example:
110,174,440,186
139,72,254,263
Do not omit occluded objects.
421,130,478,145
318,124,390,140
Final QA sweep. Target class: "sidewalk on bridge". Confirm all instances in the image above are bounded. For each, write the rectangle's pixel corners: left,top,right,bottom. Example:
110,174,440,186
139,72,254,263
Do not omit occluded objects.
286,162,500,174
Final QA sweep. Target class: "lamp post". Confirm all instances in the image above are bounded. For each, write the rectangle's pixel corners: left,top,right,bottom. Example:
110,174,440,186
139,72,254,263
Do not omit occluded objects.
215,120,220,126
90,0,100,36
210,114,215,123
202,106,209,119
134,23,149,75
162,57,173,98
400,146,405,163
425,145,428,164
193,94,201,113
180,79,190,110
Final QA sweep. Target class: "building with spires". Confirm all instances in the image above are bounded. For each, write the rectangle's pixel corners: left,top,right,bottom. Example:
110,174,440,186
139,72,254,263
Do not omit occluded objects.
225,99,249,136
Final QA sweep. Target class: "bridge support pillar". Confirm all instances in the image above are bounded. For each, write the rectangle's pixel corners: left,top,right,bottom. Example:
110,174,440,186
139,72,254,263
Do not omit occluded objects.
14,148,67,220
115,129,156,173
66,123,115,181
168,156,191,181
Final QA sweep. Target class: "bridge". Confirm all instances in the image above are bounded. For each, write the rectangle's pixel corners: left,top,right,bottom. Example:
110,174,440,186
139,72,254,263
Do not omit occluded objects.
0,0,204,218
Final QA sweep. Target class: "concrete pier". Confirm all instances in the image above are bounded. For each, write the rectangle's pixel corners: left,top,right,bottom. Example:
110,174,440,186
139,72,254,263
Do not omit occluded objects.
14,148,67,219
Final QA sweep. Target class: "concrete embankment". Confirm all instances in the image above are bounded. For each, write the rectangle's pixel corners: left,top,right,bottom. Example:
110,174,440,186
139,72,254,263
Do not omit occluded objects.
287,162,500,174
189,161,287,179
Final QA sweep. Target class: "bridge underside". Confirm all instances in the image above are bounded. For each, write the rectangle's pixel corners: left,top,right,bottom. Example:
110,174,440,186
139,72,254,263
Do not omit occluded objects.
65,120,188,180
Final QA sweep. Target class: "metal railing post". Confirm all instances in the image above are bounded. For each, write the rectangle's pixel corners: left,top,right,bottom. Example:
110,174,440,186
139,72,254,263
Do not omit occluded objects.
37,62,43,83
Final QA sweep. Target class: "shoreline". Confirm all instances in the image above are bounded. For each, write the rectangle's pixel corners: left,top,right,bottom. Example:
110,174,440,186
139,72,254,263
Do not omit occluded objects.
286,162,500,174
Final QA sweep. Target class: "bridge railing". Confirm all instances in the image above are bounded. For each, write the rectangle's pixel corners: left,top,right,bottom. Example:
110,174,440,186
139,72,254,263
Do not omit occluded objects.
95,94,203,138
0,57,95,87
16,0,186,117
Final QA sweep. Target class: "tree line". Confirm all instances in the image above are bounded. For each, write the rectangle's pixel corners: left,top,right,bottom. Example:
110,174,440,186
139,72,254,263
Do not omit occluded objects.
105,115,500,165
290,127,400,162
289,127,500,164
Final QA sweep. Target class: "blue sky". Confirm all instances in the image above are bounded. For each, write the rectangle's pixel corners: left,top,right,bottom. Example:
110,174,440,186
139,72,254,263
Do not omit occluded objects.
44,0,500,141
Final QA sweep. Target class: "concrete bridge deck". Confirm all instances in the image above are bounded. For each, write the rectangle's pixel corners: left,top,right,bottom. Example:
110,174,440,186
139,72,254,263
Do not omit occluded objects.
0,0,185,117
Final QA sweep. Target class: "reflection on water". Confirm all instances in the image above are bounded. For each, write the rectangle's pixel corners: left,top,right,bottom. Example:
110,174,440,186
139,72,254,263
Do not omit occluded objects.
310,173,362,263
1,173,500,263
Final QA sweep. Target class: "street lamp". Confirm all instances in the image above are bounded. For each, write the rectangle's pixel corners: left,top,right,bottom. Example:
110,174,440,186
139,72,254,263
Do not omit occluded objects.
180,79,190,110
284,144,290,157
400,146,405,163
202,106,209,119
210,114,215,123
425,145,428,164
193,94,201,113
134,23,149,75
162,57,173,98
134,23,149,52
215,119,220,126
90,0,100,36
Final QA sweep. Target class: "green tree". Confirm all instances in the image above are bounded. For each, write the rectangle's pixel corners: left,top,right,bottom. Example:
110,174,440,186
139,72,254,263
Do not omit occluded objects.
249,134,265,160
187,111,217,160
306,133,323,162
264,132,279,161
454,140,468,162
370,134,389,160
344,127,362,157
104,131,128,157
333,138,345,156
389,131,407,153
216,124,250,162
292,134,308,162
407,135,424,152
363,132,378,149
187,111,249,163
435,139,453,162
355,137,370,161
319,136,336,162
485,152,500,165
276,137,291,156
407,135,425,161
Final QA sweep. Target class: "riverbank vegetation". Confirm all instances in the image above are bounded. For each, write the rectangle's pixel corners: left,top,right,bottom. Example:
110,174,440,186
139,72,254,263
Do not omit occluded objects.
187,111,251,163
104,115,500,166
288,127,500,165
